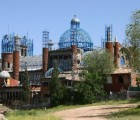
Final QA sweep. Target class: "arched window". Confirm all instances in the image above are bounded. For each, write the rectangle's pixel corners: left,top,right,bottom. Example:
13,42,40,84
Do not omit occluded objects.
120,56,125,66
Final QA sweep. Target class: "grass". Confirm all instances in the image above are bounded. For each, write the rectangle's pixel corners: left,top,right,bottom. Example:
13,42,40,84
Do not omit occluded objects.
5,98,140,120
5,105,86,120
5,109,62,120
107,105,140,120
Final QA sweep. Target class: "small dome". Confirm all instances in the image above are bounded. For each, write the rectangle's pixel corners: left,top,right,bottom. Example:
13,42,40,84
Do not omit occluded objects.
0,71,10,78
45,67,63,78
71,15,80,23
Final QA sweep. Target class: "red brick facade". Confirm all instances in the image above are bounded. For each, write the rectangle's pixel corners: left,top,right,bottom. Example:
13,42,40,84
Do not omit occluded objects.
105,73,131,93
105,42,114,54
1,53,13,70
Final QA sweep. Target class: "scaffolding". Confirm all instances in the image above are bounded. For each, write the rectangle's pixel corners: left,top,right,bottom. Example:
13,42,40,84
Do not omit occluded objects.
42,30,49,48
101,25,113,48
1,33,33,56
105,25,112,42
58,16,93,51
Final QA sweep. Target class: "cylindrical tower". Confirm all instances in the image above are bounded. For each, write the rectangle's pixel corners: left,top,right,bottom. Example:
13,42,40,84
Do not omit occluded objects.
1,53,13,70
13,36,20,80
42,30,49,74
43,48,49,74
105,42,114,54
114,37,120,67
105,25,113,54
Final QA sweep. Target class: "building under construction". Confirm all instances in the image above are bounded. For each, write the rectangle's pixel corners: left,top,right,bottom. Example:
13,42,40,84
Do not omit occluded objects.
0,16,138,106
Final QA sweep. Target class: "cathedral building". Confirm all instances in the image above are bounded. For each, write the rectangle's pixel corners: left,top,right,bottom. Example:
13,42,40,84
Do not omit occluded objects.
0,16,138,105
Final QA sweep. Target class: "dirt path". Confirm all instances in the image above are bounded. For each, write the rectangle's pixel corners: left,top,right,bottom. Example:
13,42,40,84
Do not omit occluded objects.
53,104,137,120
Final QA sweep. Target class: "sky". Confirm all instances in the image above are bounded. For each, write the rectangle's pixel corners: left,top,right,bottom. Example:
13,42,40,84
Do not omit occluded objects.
0,0,140,55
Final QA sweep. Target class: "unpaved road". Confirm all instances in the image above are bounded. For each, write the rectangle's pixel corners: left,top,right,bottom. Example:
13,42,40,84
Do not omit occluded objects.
53,104,137,120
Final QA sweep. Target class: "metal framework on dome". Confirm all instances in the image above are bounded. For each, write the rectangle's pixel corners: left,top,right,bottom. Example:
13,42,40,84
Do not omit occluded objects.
1,33,33,56
59,15,93,51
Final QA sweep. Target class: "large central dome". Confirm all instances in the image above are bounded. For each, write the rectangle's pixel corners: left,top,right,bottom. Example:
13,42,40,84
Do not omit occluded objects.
58,15,93,51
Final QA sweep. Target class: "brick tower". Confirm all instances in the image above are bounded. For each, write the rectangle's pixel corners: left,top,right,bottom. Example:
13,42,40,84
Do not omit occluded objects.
13,36,20,80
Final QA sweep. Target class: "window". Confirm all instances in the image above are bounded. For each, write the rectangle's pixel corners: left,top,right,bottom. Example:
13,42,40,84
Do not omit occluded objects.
107,76,112,84
120,56,125,66
7,63,10,68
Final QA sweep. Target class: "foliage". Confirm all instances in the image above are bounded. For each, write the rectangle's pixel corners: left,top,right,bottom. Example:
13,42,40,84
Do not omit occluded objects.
75,49,114,104
22,67,30,104
136,77,140,87
83,49,114,75
74,81,95,104
50,61,64,106
62,87,72,104
125,10,140,72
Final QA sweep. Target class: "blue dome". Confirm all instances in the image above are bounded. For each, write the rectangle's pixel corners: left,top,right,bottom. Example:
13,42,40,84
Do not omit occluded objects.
58,16,93,51
45,67,63,78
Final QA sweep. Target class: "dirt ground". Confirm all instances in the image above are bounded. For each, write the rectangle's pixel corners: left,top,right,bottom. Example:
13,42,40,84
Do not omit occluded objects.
53,104,137,120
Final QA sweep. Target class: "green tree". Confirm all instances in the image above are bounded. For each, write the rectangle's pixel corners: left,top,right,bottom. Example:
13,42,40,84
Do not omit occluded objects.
22,67,30,104
125,10,140,72
50,61,64,106
75,49,114,104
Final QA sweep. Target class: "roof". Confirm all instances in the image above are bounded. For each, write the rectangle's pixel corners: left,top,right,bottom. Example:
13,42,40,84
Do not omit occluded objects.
112,68,132,74
7,78,20,86
20,55,42,71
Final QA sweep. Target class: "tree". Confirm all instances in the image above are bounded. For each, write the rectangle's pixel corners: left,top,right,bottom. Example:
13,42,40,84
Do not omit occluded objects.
50,61,64,106
125,10,140,72
22,67,30,104
74,49,114,104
